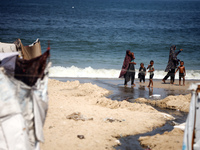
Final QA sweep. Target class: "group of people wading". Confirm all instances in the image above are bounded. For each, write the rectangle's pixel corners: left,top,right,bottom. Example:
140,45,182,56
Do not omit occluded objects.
119,45,185,87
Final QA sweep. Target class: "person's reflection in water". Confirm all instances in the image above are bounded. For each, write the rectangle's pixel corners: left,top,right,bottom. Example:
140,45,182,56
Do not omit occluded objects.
123,86,135,101
149,87,153,97
139,85,145,90
138,85,146,98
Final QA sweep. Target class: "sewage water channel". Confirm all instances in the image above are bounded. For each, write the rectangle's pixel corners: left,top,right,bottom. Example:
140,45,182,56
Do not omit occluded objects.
52,77,190,149
114,106,188,150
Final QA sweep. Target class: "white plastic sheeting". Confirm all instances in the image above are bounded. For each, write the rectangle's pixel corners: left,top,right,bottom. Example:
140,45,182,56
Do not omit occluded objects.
0,63,50,150
182,86,200,150
0,52,18,61
0,55,17,75
194,93,200,150
0,42,17,53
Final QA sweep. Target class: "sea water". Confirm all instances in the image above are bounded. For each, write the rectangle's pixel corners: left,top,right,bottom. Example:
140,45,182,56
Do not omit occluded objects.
0,0,200,79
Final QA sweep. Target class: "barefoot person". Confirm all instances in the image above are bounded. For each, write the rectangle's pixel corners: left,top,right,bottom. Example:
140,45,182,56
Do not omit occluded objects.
119,50,134,87
147,60,154,88
175,61,186,86
139,63,146,83
124,52,136,87
162,45,183,84
128,52,137,87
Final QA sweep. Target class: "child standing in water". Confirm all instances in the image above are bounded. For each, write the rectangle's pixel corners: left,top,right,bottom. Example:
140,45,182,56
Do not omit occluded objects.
139,63,146,83
147,60,155,88
175,61,186,86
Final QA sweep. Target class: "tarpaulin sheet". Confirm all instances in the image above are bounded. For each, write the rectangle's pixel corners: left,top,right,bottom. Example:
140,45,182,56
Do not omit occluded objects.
0,42,17,53
21,39,42,60
0,62,51,150
182,89,200,150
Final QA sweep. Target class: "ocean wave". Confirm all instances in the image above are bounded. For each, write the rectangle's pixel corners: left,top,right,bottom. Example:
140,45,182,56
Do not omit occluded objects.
49,66,200,80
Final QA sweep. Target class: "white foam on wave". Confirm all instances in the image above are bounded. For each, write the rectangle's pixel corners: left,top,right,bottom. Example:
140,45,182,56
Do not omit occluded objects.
49,66,120,78
49,66,200,79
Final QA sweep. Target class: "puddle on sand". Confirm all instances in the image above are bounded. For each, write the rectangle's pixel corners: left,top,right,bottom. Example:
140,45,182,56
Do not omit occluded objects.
114,121,174,150
114,107,187,150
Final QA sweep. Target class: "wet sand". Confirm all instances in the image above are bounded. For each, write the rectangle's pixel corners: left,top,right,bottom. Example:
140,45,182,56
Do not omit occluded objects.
51,77,199,98
40,78,199,150
139,128,184,150
135,94,191,112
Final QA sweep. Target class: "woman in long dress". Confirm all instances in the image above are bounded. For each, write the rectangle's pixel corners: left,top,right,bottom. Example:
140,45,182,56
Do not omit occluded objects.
162,45,183,84
119,50,135,86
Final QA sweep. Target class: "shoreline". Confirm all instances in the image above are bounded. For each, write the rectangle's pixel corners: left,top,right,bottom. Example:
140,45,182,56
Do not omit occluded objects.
50,77,200,89
50,77,200,100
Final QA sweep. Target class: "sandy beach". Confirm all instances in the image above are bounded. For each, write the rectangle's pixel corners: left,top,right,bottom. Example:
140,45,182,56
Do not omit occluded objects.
40,79,199,150
135,94,191,112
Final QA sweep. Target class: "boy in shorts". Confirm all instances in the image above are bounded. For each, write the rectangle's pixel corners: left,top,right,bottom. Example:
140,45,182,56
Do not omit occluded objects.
147,60,154,88
175,61,186,86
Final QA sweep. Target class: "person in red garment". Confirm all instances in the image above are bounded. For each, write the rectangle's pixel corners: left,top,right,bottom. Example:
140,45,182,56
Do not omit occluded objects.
119,50,135,87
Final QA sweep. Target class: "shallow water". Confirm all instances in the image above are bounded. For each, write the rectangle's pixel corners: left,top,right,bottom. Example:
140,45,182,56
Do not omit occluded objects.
114,107,187,150
115,121,174,150
52,77,191,101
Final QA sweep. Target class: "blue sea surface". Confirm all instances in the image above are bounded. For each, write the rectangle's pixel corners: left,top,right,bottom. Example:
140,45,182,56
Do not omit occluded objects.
0,0,200,73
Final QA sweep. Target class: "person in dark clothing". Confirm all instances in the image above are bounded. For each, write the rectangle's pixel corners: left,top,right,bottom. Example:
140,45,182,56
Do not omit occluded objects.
162,45,183,84
119,50,135,87
119,50,132,79
125,52,136,87
138,63,146,83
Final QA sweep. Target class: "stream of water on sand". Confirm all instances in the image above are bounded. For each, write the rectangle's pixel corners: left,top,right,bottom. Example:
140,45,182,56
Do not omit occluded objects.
114,107,188,150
